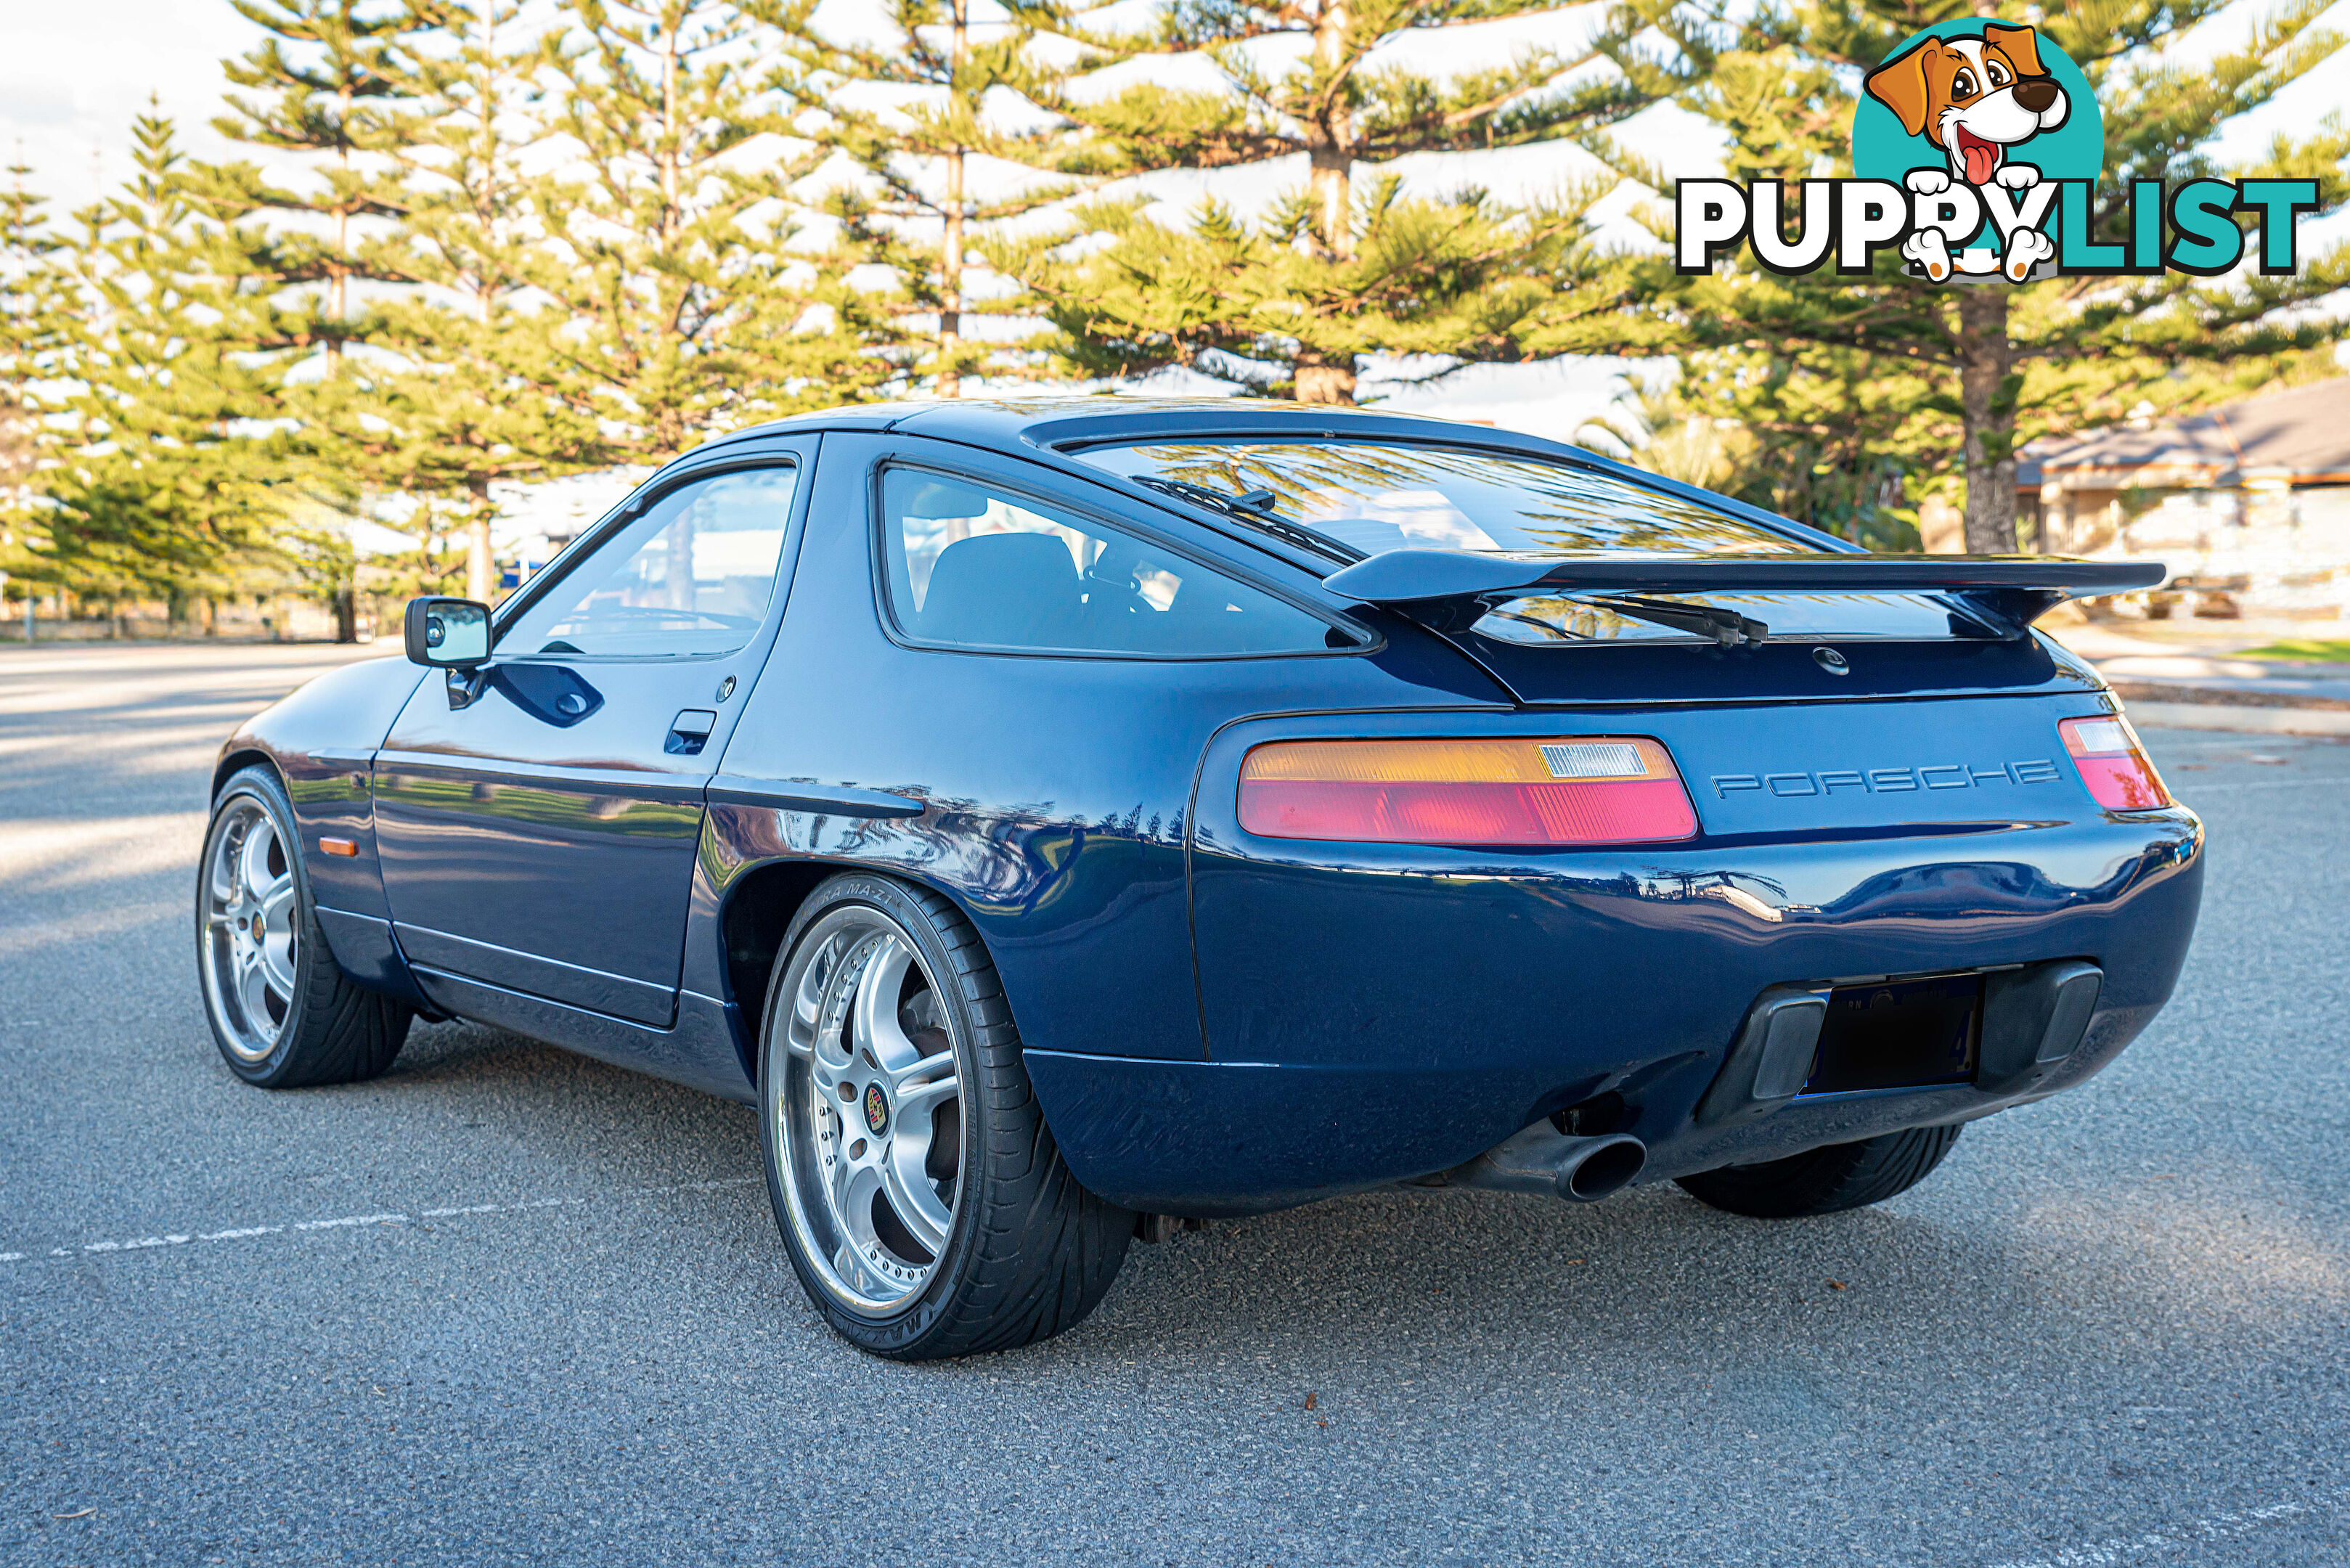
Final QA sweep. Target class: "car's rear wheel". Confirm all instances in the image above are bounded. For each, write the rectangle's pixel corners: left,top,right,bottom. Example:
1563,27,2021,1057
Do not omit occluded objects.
1675,1124,1963,1219
197,766,411,1087
759,873,1132,1360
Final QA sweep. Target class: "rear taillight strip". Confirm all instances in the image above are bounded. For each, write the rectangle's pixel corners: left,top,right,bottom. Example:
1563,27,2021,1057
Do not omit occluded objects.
1239,738,1699,847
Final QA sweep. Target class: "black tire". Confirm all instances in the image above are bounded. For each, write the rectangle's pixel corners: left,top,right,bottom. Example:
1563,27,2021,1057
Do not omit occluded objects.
196,765,412,1088
1675,1124,1963,1219
758,872,1132,1360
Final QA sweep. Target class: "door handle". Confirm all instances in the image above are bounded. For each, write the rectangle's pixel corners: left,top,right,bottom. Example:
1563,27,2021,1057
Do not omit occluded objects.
666,709,717,756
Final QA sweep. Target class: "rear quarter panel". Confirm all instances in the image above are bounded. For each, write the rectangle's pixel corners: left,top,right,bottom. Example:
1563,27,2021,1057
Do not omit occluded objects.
704,431,1513,1066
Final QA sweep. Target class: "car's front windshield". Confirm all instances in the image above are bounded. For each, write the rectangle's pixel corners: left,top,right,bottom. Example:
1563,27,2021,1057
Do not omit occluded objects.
1073,438,1975,643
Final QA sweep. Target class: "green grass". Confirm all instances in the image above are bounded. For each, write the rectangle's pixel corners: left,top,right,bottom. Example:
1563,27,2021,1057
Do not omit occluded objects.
2235,639,2350,663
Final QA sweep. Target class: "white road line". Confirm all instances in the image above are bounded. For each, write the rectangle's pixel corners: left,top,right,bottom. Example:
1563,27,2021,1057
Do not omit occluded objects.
2,1177,759,1268
1985,1486,2348,1567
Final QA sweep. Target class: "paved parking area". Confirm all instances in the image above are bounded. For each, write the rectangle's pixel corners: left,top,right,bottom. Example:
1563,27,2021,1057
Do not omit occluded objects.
2,643,2346,1567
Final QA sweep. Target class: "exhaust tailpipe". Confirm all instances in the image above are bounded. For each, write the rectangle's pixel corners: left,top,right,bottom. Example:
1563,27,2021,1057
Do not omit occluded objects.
1553,1135,1648,1201
1451,1122,1648,1204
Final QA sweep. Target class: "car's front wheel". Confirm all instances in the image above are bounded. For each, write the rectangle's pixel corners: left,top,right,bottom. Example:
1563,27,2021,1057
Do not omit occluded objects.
197,766,412,1087
759,873,1132,1360
1675,1124,1963,1218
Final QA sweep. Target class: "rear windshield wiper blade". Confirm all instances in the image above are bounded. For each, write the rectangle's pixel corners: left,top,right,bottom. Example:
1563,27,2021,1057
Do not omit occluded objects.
1602,594,1769,648
1130,475,1366,565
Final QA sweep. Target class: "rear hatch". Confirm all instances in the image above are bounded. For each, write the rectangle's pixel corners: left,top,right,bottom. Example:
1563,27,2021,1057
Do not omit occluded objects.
1066,432,2159,811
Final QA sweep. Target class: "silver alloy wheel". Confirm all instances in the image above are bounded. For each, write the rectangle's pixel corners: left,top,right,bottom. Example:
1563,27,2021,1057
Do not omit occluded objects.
200,797,300,1063
773,907,963,1315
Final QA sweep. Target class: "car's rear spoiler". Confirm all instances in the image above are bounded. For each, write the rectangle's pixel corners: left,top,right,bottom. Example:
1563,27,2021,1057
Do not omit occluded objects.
1316,551,2167,640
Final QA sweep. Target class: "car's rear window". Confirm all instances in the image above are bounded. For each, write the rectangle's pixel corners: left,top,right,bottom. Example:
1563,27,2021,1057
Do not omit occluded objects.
1074,440,1798,558
1074,440,1978,642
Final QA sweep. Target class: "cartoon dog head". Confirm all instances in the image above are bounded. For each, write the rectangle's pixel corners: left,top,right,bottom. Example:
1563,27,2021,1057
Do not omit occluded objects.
1864,24,2068,186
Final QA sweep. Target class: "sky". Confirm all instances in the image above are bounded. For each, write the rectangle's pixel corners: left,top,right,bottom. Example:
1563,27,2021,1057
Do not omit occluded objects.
2,0,2343,465
7,0,2346,217
0,0,1703,216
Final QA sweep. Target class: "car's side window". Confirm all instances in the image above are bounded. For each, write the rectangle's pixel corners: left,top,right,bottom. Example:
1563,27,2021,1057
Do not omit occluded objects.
501,465,799,659
878,468,1337,657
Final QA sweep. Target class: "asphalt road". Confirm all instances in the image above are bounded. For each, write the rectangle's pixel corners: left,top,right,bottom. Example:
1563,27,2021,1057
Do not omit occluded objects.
3,642,2346,1567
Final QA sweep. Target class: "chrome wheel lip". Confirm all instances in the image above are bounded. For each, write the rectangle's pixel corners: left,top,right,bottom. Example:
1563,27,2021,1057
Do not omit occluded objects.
771,905,966,1318
199,796,298,1064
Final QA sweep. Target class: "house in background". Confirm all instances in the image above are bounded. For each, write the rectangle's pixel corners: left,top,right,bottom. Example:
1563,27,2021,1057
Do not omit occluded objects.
2025,377,2350,619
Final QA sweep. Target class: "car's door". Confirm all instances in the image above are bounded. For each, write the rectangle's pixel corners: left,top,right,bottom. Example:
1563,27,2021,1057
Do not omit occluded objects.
374,438,816,1026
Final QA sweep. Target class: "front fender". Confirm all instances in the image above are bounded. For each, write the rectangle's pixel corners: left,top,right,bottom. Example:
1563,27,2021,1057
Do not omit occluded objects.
216,652,428,999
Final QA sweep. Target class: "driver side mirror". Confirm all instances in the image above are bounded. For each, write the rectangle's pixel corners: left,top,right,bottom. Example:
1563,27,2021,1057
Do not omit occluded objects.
404,597,491,669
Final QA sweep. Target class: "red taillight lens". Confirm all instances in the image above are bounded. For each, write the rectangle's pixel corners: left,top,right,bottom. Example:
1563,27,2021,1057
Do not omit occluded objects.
1238,738,1699,846
2060,715,2171,809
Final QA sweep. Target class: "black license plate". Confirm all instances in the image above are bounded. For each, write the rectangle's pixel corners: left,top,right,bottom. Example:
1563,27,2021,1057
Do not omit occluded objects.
1805,973,1981,1095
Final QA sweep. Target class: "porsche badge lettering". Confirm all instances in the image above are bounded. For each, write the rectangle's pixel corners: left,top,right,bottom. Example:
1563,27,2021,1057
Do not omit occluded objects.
1711,759,2063,799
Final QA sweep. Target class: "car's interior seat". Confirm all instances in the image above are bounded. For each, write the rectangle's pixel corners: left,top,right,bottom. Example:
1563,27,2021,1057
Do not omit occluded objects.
919,532,1085,650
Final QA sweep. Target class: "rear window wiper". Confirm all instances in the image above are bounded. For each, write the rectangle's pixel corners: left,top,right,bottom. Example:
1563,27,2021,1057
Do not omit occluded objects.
1478,595,1766,648
1602,594,1769,649
1130,475,1366,565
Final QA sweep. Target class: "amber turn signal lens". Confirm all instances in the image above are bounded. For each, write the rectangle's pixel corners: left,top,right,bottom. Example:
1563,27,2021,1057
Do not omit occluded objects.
2060,715,2170,809
1238,737,1699,846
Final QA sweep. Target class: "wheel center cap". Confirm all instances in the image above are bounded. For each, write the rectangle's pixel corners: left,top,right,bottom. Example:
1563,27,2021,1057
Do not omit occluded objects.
862,1082,889,1136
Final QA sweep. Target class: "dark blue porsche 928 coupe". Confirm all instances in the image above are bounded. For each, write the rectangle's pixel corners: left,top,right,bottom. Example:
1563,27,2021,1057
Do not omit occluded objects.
200,399,2200,1358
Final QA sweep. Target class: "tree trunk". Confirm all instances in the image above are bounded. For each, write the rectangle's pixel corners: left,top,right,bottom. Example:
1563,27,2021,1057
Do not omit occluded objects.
1956,286,2019,554
1305,0,1355,259
939,149,964,399
467,514,494,603
1293,352,1357,405
327,80,351,375
938,0,968,398
1307,142,1352,261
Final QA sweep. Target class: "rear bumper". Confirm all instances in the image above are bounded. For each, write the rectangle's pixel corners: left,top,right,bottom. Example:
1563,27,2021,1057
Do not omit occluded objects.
1028,807,2203,1215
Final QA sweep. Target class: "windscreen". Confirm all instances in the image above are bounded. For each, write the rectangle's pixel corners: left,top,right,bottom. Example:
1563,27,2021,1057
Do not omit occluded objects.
1075,440,1975,642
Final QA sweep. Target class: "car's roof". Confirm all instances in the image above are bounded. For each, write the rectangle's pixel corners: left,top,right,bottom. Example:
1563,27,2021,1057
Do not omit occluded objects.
697,396,1551,457
688,396,1851,558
